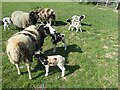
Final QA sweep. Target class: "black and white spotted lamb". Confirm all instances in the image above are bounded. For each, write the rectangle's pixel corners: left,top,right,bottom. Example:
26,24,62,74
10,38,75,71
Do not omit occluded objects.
50,33,67,52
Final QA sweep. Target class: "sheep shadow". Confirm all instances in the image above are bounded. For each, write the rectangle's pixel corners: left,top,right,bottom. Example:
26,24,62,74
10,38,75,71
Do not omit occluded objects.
48,65,80,77
44,44,83,63
54,21,67,26
81,22,92,26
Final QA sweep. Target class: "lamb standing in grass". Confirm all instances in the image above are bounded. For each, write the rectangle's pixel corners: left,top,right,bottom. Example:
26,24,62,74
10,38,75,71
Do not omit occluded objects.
11,11,39,30
6,24,56,80
35,51,66,77
2,17,12,31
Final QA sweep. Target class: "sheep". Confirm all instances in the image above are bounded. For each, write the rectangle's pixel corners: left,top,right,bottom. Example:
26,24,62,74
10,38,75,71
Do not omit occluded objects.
50,33,67,52
2,17,12,31
11,11,39,30
6,24,56,80
35,8,56,25
35,51,66,77
67,15,85,32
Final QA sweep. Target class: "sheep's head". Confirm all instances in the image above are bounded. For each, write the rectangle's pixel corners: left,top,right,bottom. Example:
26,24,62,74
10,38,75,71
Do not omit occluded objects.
79,15,85,22
29,11,39,25
37,24,56,36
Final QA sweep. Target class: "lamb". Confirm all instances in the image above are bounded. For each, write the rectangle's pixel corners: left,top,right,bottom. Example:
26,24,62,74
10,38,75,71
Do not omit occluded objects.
11,11,39,30
6,24,56,80
2,17,12,31
35,51,66,77
67,15,85,32
35,8,56,25
50,33,67,52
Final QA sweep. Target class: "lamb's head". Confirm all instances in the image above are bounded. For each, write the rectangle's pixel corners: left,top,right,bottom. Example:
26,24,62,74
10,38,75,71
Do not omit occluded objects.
29,11,39,25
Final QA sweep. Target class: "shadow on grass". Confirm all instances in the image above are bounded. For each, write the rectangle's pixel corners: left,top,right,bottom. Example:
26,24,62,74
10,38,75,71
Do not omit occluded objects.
54,21,67,26
32,64,80,80
44,44,83,63
81,22,92,26
37,20,67,26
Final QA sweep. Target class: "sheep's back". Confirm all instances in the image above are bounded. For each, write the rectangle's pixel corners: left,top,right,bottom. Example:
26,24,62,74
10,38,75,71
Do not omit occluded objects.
6,29,38,64
11,11,29,28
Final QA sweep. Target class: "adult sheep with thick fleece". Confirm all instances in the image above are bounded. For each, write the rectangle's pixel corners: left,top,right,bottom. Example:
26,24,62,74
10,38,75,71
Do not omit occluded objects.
35,8,56,25
6,24,56,80
11,11,39,30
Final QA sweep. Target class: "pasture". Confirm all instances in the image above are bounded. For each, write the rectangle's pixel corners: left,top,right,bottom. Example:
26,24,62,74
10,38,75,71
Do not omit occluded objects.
1,2,118,88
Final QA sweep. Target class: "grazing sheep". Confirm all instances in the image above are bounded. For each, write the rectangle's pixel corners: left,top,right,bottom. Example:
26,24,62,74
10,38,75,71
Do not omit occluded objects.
35,51,66,77
2,17,12,31
6,24,56,80
35,8,56,25
11,11,39,30
50,33,67,52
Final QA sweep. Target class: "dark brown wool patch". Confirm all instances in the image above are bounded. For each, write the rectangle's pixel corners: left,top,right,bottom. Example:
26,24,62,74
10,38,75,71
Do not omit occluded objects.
46,9,51,12
54,58,57,60
18,42,32,63
24,30,38,36
22,33,36,42
42,10,45,14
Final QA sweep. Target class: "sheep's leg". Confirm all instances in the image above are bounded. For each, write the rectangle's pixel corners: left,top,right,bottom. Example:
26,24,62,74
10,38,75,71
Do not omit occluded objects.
3,23,7,31
53,20,56,25
68,25,72,31
26,64,32,80
62,40,67,51
15,64,21,75
53,44,57,52
7,24,10,29
44,65,49,76
76,27,79,32
79,27,82,32
57,63,65,77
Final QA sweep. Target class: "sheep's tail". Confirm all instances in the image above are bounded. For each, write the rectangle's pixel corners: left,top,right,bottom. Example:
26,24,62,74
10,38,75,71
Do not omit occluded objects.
6,43,21,64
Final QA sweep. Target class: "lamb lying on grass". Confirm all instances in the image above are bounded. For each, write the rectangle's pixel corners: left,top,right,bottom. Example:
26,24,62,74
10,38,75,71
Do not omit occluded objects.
35,51,66,77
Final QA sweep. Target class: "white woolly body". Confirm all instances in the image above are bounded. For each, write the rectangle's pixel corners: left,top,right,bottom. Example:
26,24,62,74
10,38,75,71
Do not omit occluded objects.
11,11,29,28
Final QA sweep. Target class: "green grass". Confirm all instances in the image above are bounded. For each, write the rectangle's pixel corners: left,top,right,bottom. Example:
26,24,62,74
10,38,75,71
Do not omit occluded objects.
1,2,118,88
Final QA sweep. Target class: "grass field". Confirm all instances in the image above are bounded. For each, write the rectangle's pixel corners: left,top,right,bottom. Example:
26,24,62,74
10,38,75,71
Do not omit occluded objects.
1,2,118,88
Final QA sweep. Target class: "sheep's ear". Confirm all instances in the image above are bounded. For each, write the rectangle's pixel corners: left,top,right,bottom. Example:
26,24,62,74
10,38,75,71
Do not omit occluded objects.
44,26,50,35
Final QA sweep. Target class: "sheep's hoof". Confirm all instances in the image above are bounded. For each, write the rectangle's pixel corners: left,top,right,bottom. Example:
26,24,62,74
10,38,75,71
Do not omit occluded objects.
62,77,67,80
45,74,48,77
18,72,21,75
29,77,32,80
